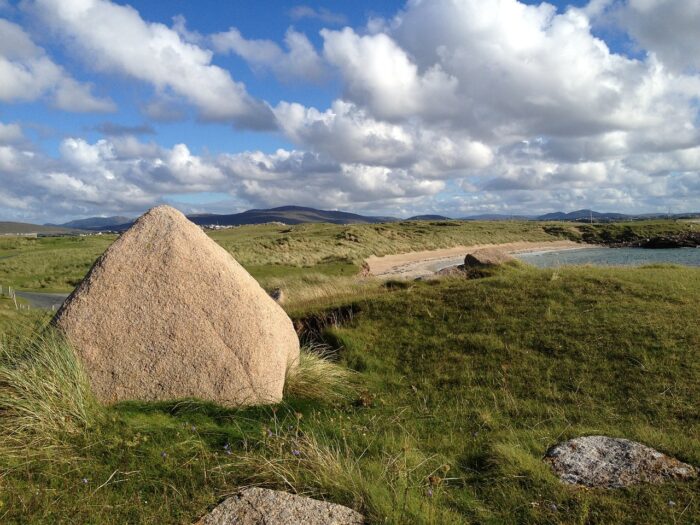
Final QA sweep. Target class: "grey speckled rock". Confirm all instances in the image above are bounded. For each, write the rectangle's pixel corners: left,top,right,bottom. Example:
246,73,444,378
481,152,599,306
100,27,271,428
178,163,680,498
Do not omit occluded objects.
198,488,364,525
545,436,697,488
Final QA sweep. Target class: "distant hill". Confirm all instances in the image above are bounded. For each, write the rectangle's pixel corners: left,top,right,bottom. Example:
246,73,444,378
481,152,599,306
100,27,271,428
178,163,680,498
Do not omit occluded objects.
461,214,533,221
53,206,400,231
30,206,700,233
48,216,132,230
537,209,630,221
0,222,78,235
406,214,452,221
188,206,398,227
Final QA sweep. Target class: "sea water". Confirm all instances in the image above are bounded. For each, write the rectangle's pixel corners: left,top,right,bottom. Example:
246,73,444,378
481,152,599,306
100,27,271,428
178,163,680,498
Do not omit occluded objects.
516,247,700,268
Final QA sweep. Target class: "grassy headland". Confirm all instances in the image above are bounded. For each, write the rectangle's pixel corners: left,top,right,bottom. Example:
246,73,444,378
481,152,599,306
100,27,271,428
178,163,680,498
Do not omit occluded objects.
0,221,698,523
1,219,697,292
0,263,697,523
543,220,698,245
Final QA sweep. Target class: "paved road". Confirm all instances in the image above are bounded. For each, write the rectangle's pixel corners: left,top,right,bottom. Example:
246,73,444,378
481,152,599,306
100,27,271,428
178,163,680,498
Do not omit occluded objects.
15,291,70,310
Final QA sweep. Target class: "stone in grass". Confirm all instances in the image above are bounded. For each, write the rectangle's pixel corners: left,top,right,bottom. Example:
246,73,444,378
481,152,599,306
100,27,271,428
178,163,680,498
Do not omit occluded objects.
544,436,697,488
197,488,364,525
269,287,285,304
463,248,514,267
53,206,299,407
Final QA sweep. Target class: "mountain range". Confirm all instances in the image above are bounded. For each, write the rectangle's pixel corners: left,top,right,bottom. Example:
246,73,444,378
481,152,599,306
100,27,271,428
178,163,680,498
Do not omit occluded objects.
0,206,695,235
0,222,80,235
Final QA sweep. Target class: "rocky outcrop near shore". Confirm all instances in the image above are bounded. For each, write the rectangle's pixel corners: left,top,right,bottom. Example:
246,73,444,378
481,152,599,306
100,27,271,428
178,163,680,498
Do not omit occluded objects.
590,231,700,249
544,224,700,249
464,248,515,267
634,232,700,248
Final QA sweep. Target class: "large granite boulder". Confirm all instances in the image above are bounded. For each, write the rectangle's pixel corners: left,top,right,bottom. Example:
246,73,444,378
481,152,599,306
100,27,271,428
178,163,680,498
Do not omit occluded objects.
198,488,364,525
53,205,299,406
464,248,515,267
545,436,697,488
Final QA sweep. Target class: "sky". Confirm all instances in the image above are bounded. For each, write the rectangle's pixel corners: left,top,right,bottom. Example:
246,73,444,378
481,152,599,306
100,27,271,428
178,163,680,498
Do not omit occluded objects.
1,0,699,222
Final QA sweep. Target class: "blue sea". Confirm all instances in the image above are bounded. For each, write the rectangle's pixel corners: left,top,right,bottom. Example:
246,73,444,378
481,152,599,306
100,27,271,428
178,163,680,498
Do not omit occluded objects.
516,247,700,268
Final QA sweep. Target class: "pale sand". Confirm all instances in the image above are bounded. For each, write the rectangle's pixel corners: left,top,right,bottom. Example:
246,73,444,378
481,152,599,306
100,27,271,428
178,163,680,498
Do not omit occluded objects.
365,240,594,279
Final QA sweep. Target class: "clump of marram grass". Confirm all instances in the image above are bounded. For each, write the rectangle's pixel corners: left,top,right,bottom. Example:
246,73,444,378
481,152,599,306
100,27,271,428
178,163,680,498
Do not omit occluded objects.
224,424,454,523
284,344,357,403
263,273,381,311
0,329,102,462
231,431,369,509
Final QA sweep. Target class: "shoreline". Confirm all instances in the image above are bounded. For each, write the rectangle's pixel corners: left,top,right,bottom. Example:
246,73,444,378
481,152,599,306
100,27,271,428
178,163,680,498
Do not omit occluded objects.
365,240,596,279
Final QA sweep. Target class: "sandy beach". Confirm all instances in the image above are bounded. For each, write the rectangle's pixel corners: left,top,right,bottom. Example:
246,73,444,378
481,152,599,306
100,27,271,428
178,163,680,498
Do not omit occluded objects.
365,240,594,279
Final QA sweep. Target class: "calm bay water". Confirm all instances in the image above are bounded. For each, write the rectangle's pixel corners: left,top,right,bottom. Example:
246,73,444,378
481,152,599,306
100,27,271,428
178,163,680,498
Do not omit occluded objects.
516,247,700,268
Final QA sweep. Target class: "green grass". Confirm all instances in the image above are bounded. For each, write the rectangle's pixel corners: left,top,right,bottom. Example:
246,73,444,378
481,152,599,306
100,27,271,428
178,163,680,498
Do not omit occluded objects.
0,220,562,292
0,235,115,292
328,265,699,523
0,263,698,523
209,220,559,267
1,220,695,293
284,345,358,403
543,220,698,244
0,297,44,332
0,329,102,463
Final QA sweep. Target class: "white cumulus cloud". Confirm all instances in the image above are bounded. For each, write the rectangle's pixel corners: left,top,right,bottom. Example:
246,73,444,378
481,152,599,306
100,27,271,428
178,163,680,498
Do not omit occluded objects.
211,27,326,82
0,18,115,112
27,0,274,128
615,0,700,73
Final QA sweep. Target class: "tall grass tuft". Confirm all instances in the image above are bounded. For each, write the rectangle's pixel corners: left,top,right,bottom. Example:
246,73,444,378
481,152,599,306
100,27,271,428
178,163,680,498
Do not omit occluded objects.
262,273,380,312
284,344,357,403
233,431,369,508
0,329,102,463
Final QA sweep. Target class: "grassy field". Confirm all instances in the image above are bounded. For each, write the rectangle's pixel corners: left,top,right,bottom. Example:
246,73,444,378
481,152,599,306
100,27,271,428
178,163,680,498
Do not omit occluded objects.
0,263,698,523
1,220,555,292
0,221,698,523
0,236,115,292
1,219,697,292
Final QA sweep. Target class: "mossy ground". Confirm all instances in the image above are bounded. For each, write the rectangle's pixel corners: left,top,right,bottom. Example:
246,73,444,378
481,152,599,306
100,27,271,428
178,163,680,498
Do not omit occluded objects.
0,223,698,524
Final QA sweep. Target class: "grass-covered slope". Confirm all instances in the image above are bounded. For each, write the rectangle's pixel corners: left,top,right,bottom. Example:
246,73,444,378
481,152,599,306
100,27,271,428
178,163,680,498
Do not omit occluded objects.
0,236,115,292
0,220,556,291
544,220,698,245
209,220,557,267
0,264,698,523
1,219,696,292
330,265,699,522
0,222,78,235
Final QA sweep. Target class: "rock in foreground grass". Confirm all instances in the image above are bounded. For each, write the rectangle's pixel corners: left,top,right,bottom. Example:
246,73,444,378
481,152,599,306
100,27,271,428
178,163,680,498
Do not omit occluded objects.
545,436,697,488
197,488,363,525
53,205,299,406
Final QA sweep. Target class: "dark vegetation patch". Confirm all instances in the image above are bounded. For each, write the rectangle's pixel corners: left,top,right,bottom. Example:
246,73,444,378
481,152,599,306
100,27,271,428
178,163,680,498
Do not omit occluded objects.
382,279,413,290
294,304,361,348
543,220,700,248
